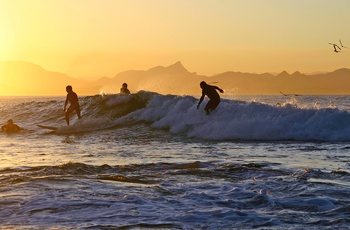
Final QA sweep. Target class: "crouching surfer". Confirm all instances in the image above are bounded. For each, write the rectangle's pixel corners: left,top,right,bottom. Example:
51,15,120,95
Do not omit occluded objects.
197,81,224,115
64,85,82,125
120,83,131,94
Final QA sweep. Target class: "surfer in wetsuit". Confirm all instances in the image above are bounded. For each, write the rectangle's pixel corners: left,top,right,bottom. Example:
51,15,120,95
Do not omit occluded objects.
1,119,21,133
120,83,130,94
64,85,82,125
197,81,224,115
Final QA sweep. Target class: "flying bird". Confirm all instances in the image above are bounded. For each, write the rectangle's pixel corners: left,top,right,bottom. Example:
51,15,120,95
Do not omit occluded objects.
339,39,348,48
329,43,341,53
280,91,301,97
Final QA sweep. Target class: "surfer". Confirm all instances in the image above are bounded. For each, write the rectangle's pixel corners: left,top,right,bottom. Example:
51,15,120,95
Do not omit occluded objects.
1,119,21,133
120,83,131,94
64,85,82,125
197,81,224,115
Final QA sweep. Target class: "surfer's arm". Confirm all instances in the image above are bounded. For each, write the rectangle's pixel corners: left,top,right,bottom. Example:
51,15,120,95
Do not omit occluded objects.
197,94,205,109
64,96,69,111
215,86,224,93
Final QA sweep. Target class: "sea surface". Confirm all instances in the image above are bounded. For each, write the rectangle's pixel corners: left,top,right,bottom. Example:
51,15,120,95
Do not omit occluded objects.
0,92,350,229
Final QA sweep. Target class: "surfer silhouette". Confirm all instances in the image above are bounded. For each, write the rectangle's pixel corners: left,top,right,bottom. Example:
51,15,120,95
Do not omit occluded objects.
120,83,130,94
64,85,82,125
197,81,224,115
1,119,21,133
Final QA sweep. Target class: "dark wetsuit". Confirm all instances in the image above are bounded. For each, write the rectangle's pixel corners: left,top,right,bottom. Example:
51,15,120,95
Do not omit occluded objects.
120,87,130,94
64,91,81,125
198,84,223,114
1,123,20,133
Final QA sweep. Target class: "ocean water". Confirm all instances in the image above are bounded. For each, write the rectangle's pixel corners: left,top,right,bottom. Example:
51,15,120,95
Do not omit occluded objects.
0,92,350,229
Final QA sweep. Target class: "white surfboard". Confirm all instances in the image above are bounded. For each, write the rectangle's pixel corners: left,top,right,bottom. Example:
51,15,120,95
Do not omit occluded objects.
37,125,58,131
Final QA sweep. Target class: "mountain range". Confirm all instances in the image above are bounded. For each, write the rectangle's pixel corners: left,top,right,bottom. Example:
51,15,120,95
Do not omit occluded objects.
1,61,350,96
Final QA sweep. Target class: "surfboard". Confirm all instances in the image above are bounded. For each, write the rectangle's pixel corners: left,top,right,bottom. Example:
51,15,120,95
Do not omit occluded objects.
37,125,58,131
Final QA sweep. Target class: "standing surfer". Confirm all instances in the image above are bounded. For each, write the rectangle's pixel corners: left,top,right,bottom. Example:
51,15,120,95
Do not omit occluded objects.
64,85,82,125
197,81,224,115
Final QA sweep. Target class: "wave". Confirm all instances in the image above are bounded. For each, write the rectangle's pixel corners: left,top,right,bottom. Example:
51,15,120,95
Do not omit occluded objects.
1,161,348,186
4,91,350,141
1,161,349,229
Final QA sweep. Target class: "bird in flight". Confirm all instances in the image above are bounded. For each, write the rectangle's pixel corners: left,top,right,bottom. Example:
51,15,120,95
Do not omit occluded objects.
329,43,342,53
339,39,348,48
280,91,301,97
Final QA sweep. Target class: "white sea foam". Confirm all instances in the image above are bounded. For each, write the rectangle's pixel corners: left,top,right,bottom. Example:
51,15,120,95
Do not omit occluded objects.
2,92,350,140
116,93,350,141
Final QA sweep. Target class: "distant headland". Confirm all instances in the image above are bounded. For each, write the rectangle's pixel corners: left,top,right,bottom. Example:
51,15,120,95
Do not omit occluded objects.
1,61,350,96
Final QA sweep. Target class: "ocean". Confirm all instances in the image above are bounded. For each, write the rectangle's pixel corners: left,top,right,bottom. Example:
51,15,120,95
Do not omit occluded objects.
0,92,350,229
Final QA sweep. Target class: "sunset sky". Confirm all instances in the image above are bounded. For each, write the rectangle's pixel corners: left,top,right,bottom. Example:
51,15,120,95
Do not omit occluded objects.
1,0,350,79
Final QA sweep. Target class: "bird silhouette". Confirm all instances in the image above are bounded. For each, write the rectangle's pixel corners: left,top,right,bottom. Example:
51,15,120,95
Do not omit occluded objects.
329,43,341,53
280,91,301,96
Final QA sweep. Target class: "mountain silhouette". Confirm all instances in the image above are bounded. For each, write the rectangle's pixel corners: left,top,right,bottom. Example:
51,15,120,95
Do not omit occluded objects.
0,61,101,95
291,71,303,77
148,61,192,75
92,61,202,95
277,71,290,77
1,61,350,96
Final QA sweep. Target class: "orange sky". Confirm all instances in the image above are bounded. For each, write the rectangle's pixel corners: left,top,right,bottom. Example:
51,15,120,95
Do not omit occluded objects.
0,0,350,79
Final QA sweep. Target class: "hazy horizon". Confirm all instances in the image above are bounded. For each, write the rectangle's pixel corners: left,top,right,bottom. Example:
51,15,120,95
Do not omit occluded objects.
2,60,350,96
0,59,342,79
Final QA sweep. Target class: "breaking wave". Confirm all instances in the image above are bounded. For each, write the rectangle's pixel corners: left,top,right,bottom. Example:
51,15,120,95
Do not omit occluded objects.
4,91,350,141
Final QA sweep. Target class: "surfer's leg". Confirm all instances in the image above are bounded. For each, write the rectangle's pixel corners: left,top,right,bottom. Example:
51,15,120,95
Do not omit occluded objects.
204,101,211,115
75,106,82,119
205,100,216,113
66,106,75,125
204,99,220,115
65,112,70,125
211,99,220,111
